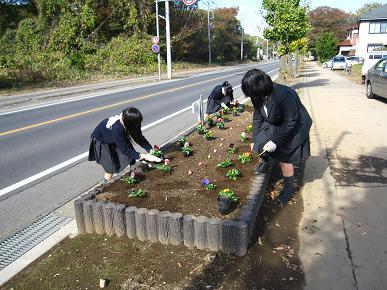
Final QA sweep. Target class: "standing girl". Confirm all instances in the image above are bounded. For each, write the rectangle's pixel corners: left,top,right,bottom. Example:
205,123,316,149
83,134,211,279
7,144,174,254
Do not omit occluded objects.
241,69,312,203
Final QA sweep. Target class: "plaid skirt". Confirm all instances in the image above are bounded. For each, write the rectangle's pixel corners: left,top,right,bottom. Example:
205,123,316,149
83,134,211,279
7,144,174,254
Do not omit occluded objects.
88,135,134,174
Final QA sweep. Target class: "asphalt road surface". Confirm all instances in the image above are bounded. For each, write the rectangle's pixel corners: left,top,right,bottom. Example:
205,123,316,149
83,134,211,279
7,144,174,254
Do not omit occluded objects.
0,61,279,241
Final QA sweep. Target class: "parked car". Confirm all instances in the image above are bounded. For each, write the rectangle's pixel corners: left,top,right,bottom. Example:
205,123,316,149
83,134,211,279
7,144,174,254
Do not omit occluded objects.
362,51,387,84
365,56,387,99
345,56,364,67
331,56,347,70
322,60,332,68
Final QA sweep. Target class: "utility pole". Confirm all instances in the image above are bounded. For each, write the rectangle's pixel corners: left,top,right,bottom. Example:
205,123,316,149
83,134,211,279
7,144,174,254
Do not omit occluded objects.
240,27,244,61
207,1,212,64
155,0,161,80
165,0,172,79
266,39,269,59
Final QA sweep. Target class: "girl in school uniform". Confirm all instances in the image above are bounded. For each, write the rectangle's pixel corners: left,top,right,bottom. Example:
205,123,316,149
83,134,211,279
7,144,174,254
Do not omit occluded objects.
88,107,161,181
204,81,234,120
241,69,312,203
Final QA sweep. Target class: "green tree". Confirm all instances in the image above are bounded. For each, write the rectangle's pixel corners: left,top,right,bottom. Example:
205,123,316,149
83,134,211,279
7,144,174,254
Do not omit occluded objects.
262,0,309,80
315,32,337,62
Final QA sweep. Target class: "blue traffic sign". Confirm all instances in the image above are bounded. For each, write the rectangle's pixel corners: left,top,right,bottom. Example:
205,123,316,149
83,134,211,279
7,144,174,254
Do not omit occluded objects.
152,44,160,53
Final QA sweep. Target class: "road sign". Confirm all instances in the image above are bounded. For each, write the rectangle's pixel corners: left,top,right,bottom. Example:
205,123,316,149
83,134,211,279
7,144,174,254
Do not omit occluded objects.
151,35,159,45
152,44,160,53
182,0,198,6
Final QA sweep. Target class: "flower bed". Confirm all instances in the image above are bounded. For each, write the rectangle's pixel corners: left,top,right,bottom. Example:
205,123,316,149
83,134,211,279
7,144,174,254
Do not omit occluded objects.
74,108,272,256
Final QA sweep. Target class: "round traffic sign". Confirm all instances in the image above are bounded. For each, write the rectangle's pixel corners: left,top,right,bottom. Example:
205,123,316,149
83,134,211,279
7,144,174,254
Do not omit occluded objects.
182,0,198,6
152,44,160,53
151,36,159,45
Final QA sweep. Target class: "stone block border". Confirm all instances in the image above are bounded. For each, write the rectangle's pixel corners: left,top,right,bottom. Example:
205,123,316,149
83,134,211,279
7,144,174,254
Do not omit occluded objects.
74,128,272,256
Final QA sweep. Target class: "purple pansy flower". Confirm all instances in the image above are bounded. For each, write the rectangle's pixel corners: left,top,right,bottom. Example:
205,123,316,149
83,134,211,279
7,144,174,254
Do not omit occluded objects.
202,178,210,186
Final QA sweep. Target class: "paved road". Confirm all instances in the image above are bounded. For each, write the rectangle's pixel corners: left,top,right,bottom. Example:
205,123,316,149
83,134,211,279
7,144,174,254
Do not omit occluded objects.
0,61,279,241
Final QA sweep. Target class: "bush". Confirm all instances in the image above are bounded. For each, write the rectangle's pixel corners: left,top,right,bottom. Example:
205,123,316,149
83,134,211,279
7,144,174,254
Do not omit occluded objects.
85,35,158,75
316,32,337,63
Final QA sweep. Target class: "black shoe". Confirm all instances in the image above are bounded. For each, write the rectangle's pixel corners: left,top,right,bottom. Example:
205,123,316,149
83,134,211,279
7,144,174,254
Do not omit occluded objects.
276,190,293,203
255,162,270,175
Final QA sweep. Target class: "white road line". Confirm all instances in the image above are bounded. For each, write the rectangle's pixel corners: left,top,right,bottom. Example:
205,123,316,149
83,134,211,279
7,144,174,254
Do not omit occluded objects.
0,68,278,197
0,63,278,117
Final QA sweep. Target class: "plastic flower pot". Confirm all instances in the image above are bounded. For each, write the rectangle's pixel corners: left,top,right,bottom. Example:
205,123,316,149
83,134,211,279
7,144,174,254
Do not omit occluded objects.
217,195,237,215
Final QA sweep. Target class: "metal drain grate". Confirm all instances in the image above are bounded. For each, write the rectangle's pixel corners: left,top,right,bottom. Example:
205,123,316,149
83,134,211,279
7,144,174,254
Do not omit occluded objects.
0,213,72,271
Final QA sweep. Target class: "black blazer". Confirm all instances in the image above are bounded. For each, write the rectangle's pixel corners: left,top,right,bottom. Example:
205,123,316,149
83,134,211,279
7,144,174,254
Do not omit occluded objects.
206,85,234,114
251,83,312,153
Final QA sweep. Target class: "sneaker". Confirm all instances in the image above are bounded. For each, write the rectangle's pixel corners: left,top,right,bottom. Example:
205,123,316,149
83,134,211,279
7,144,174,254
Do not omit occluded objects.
254,161,270,175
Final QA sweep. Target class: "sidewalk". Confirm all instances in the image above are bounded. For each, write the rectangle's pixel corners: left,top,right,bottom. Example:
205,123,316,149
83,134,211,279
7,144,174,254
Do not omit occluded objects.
298,62,387,289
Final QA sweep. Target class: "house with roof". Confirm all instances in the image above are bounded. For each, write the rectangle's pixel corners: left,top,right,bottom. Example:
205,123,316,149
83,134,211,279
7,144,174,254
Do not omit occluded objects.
338,25,359,56
356,4,387,57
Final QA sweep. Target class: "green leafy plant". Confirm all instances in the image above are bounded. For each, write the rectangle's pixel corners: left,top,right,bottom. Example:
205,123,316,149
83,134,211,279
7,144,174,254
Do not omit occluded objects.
215,112,223,118
239,132,248,142
182,145,193,157
219,188,239,201
202,178,216,190
222,115,230,122
228,143,238,154
204,130,214,140
232,107,239,116
196,125,207,135
152,163,171,173
238,152,253,164
236,106,245,113
217,158,234,168
177,136,188,147
216,121,225,130
245,124,253,133
206,117,214,127
151,145,164,158
226,168,241,180
223,107,230,114
129,188,147,198
121,172,138,185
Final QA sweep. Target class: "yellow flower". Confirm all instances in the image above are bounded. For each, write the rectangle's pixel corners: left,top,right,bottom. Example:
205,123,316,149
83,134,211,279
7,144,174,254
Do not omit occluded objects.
243,152,250,158
223,188,230,192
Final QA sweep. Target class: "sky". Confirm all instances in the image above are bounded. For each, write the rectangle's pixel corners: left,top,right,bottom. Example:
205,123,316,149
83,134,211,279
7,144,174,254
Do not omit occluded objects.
198,0,387,37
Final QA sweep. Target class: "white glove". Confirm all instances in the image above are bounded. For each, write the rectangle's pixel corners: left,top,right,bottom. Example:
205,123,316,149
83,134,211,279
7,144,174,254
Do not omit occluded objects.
221,102,229,109
263,140,277,153
141,153,162,163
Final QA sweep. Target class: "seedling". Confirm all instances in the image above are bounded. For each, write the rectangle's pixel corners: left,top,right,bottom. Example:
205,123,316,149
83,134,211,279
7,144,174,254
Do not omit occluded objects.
206,117,214,127
238,152,253,164
204,131,215,140
245,124,253,133
216,121,225,130
237,106,245,113
196,125,207,135
219,188,239,201
129,188,147,198
202,178,217,190
182,145,193,157
177,136,188,147
222,115,230,122
217,159,234,168
152,163,171,173
223,107,230,115
215,112,223,118
228,143,238,154
121,171,138,185
232,107,238,116
151,145,164,158
226,168,241,180
239,132,248,142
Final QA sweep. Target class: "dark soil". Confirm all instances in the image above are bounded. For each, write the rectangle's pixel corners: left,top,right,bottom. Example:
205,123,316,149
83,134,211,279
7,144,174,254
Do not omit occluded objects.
2,164,306,290
96,110,258,219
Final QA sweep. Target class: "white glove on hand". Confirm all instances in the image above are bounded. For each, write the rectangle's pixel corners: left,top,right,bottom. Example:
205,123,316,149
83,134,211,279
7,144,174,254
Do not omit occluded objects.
221,102,229,109
263,140,277,153
141,153,162,163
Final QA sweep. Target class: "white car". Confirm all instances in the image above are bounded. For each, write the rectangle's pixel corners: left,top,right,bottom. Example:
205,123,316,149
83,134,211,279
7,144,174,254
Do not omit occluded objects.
345,56,364,67
331,56,347,70
322,60,332,68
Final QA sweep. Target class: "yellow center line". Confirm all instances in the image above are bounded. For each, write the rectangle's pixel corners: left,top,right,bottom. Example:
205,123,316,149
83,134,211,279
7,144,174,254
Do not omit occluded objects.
0,74,230,137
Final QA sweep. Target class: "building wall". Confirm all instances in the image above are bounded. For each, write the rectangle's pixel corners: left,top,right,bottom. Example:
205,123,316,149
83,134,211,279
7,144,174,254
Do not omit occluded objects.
357,21,387,57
